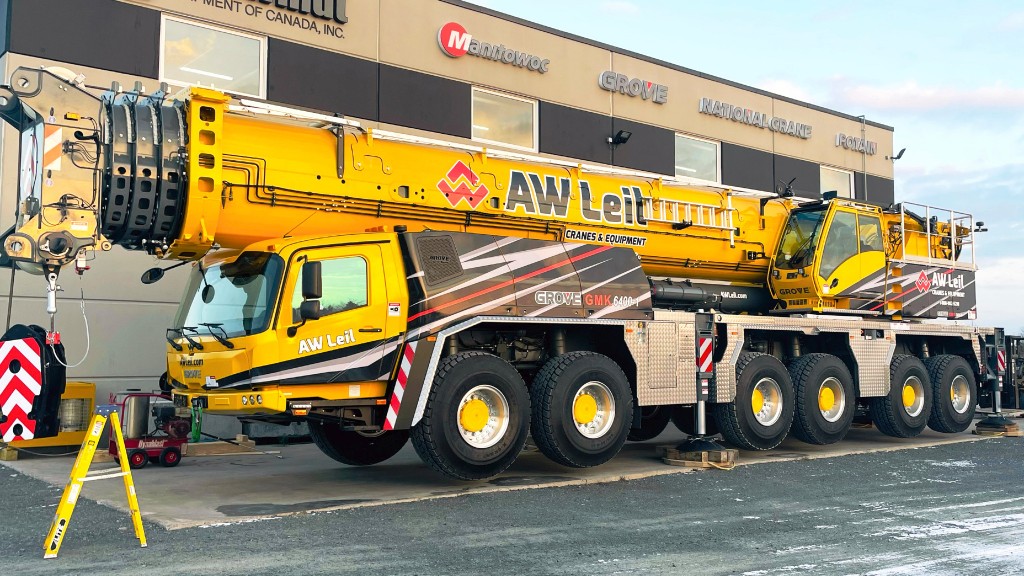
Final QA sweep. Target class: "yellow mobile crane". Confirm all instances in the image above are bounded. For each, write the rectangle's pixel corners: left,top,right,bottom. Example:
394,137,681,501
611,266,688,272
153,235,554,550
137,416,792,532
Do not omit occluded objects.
0,69,1007,479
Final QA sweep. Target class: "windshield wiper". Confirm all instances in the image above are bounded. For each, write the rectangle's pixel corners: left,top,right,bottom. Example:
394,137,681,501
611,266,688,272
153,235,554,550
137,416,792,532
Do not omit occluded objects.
198,323,235,349
165,328,183,351
787,226,822,268
167,326,204,351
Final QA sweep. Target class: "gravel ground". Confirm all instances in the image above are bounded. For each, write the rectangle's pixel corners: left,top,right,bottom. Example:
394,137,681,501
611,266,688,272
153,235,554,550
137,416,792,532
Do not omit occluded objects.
1,437,1022,575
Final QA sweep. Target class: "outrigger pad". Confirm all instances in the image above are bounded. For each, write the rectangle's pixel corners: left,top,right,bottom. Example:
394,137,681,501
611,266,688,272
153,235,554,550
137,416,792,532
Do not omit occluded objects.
0,324,66,440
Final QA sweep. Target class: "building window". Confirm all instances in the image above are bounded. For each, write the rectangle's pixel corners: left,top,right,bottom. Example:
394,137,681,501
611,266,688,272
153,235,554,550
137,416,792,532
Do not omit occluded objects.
675,134,719,183
160,16,266,98
820,165,853,199
472,88,537,151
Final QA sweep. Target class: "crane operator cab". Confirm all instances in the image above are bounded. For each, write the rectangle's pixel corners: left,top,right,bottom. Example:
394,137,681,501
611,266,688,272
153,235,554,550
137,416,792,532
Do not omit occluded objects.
768,197,978,319
769,199,890,315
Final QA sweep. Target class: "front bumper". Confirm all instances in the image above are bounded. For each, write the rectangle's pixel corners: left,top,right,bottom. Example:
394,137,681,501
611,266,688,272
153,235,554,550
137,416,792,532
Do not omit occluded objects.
172,381,389,417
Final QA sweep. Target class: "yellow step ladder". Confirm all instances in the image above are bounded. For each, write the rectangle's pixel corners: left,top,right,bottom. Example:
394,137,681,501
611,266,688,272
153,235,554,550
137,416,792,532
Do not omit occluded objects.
43,404,147,559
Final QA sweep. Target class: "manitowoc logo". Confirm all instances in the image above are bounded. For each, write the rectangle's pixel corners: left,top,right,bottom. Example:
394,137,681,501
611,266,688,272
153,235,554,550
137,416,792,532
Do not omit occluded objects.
437,21,550,73
437,161,489,209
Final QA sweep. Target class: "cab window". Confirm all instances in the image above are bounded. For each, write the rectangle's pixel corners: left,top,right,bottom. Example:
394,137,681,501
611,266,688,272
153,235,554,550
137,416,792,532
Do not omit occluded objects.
819,211,858,278
291,256,368,322
858,215,883,252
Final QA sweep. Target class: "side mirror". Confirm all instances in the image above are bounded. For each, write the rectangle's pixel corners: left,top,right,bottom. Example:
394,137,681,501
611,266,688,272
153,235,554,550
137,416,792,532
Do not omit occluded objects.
299,299,321,321
141,267,164,284
302,261,322,300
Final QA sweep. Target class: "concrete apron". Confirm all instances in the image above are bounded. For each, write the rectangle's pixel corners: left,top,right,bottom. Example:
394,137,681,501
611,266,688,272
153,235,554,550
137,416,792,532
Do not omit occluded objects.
1,427,995,530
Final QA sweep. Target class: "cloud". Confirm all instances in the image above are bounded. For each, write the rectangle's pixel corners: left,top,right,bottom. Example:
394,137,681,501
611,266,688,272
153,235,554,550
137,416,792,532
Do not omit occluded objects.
898,163,1024,262
827,79,1024,111
1000,12,1024,31
600,1,639,14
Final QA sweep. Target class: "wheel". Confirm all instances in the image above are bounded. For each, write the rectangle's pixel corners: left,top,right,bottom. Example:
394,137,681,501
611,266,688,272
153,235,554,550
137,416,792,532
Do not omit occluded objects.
159,447,181,467
627,405,671,441
128,449,148,470
788,353,856,445
871,354,933,438
410,352,530,480
670,405,719,436
309,423,409,466
711,352,795,450
530,352,633,468
926,355,977,433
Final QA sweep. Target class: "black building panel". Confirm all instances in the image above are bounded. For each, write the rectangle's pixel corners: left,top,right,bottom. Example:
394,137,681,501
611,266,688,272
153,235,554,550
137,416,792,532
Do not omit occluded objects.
855,173,895,206
774,154,821,199
379,65,471,138
611,118,674,175
721,142,774,192
0,0,9,56
267,38,377,120
8,0,159,77
538,102,612,165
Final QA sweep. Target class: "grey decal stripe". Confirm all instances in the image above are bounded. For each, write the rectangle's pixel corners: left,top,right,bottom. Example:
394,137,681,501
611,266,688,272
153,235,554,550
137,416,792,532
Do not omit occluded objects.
408,266,590,340
525,258,612,316
237,340,401,386
412,242,570,307
591,291,652,319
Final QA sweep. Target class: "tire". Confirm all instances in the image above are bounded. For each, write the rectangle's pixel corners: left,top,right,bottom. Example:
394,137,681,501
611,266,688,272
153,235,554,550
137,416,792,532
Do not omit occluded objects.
711,352,795,450
531,352,633,468
309,423,409,466
627,405,671,441
410,352,530,480
788,354,856,445
871,354,932,438
926,355,977,433
128,449,148,470
670,405,720,437
159,446,181,467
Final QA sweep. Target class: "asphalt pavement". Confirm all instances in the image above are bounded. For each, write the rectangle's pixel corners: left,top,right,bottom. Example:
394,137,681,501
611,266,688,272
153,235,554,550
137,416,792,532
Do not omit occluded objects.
1,435,1022,575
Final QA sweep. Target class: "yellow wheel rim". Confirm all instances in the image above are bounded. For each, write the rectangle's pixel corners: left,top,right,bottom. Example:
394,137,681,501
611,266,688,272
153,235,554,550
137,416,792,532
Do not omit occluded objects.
902,384,916,408
751,388,765,415
817,376,846,423
819,387,836,412
573,393,598,425
459,398,490,433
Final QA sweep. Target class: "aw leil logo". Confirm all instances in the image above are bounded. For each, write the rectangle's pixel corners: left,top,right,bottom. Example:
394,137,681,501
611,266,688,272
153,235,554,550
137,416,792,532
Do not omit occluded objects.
438,161,489,209
915,271,932,293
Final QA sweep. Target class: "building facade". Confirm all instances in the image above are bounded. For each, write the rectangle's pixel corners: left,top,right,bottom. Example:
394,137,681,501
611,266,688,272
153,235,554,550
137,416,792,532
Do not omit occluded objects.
0,0,895,404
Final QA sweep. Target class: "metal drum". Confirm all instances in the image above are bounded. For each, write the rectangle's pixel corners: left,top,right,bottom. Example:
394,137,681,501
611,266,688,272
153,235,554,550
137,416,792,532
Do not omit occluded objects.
123,395,151,439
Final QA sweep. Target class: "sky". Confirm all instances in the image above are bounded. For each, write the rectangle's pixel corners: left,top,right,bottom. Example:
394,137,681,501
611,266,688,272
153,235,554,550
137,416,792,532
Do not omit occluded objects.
468,0,1024,333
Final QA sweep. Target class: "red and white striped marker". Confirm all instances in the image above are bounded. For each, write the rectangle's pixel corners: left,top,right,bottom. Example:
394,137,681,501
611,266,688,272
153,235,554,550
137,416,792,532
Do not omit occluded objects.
996,349,1006,374
383,341,418,431
0,337,43,442
697,337,713,374
43,124,62,172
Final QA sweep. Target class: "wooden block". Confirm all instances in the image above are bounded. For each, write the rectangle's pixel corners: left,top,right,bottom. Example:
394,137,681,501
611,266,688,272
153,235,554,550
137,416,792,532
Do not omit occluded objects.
655,444,674,458
184,439,255,456
0,446,18,461
974,422,1022,437
92,450,115,463
662,448,737,469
